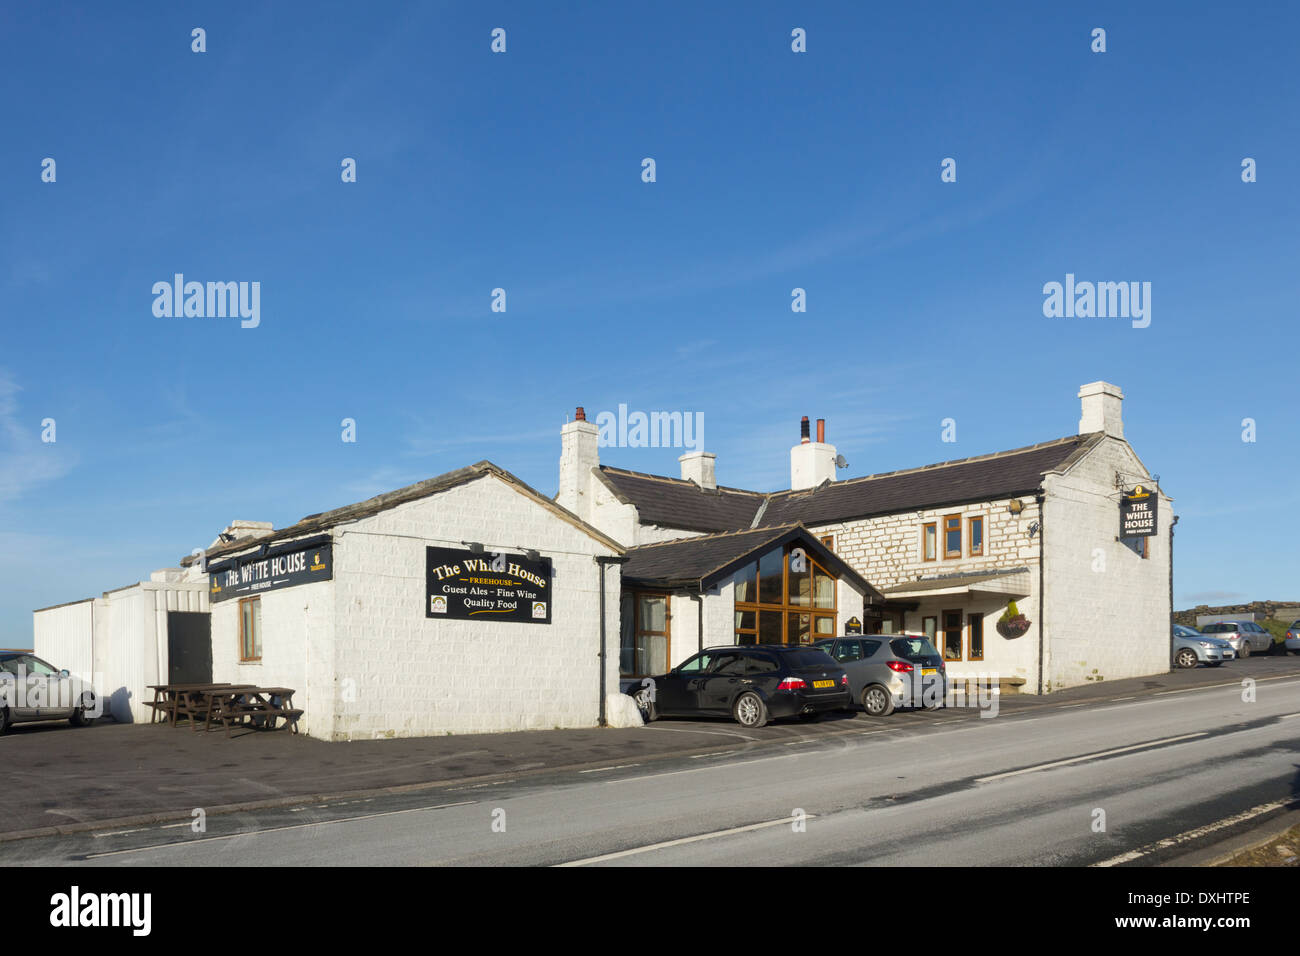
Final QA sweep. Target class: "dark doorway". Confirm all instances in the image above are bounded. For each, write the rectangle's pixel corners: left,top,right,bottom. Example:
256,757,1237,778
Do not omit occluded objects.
167,612,212,684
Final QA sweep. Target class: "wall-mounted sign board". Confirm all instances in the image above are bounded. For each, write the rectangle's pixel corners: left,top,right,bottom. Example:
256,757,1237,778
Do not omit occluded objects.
425,547,552,624
1120,485,1158,538
210,543,332,603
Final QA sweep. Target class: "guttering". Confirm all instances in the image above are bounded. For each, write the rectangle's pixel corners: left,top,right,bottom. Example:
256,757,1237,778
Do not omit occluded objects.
595,554,628,727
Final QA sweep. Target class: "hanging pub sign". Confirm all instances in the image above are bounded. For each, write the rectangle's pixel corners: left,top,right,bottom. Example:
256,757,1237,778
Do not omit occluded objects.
209,543,332,603
844,616,863,635
1120,484,1159,537
425,546,552,624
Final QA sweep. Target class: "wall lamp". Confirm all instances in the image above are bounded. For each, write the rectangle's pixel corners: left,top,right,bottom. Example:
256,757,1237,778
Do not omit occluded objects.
461,541,485,554
1027,521,1040,538
1007,499,1024,516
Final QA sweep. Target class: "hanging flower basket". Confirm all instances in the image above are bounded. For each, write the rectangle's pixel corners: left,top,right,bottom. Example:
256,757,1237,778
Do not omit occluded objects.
996,600,1031,639
996,616,1031,639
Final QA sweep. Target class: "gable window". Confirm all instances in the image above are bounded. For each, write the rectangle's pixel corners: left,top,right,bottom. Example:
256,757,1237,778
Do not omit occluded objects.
922,523,937,561
943,515,962,558
1122,536,1149,558
621,592,670,678
734,544,838,646
239,597,262,662
968,516,984,557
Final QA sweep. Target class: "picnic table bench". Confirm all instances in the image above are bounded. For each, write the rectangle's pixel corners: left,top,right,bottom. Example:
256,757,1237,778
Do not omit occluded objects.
201,686,303,737
145,683,236,727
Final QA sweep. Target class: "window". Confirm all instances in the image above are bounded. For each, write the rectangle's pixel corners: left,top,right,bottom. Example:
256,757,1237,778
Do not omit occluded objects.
942,609,963,661
239,597,262,662
943,515,961,558
1122,536,1149,558
922,523,937,561
831,640,863,663
922,615,938,643
820,535,835,550
968,516,984,557
734,542,838,645
621,592,670,677
968,613,984,661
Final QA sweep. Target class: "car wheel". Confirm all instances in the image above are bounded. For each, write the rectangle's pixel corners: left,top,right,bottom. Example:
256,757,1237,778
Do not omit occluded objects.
0,706,9,735
69,694,96,727
1239,643,1250,659
862,684,894,717
631,688,657,723
733,692,768,729
1175,648,1199,669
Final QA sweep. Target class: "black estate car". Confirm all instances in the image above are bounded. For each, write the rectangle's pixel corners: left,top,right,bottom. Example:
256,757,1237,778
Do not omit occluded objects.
628,644,850,728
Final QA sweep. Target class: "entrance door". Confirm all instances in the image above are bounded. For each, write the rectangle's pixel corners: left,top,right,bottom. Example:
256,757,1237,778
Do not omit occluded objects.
167,612,213,684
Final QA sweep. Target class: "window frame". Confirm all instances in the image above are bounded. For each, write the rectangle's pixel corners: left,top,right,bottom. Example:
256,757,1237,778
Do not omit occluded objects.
943,514,962,559
968,515,984,557
922,523,937,562
622,590,672,679
734,542,838,646
967,613,984,661
238,596,262,663
941,608,963,662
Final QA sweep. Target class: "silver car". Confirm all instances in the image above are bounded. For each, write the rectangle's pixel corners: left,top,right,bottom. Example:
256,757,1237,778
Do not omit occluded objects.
1172,625,1234,668
0,650,99,733
813,635,947,717
1199,621,1275,657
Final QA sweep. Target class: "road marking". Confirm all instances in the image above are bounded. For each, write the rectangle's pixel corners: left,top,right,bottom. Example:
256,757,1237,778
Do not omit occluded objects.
1153,675,1300,697
578,764,640,774
643,725,759,742
689,750,737,759
975,733,1208,783
556,815,817,866
1092,801,1289,867
605,752,804,785
1109,696,1136,701
83,800,476,859
1281,713,1300,720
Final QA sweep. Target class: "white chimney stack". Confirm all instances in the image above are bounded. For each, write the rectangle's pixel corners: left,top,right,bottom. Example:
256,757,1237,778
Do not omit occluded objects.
790,416,837,490
679,451,717,490
1078,382,1124,439
558,406,600,518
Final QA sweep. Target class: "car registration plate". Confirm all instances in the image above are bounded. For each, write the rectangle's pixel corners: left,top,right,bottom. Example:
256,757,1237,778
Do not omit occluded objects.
922,668,937,676
812,680,835,689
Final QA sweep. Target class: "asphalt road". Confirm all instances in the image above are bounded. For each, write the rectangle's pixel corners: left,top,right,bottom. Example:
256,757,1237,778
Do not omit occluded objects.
8,670,1298,866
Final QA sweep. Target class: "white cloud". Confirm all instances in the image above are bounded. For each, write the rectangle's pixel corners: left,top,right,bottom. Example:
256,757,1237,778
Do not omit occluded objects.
0,370,77,504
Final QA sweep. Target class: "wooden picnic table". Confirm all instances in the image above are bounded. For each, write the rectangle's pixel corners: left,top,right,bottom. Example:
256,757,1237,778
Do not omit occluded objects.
201,686,302,737
145,683,236,727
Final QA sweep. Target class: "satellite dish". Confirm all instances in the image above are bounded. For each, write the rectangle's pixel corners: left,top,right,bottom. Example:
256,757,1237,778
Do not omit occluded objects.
835,454,849,469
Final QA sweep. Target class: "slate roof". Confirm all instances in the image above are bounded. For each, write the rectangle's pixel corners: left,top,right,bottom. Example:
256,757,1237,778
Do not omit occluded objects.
622,524,883,601
186,460,624,565
600,433,1101,532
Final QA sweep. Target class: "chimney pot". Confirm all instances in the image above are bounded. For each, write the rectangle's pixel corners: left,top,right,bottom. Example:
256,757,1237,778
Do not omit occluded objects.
800,416,810,444
575,406,586,422
816,418,825,444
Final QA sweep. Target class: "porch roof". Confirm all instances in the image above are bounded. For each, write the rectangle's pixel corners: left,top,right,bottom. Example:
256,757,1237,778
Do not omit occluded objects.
880,567,1032,600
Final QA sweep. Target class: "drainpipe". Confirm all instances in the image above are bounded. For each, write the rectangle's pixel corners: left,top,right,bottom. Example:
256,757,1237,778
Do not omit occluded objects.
1036,492,1046,696
595,554,628,727
694,591,704,653
1169,513,1179,665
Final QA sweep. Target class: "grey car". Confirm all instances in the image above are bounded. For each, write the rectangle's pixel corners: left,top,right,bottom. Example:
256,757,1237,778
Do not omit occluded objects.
1199,621,1275,657
1172,625,1234,668
0,650,99,733
813,635,947,717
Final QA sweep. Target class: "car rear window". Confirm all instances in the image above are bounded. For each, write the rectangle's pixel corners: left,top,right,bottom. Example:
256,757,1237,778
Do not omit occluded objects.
890,637,940,661
782,649,836,669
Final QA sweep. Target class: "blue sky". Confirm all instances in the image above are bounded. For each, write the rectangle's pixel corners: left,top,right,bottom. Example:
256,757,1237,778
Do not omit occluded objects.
2,2,1297,641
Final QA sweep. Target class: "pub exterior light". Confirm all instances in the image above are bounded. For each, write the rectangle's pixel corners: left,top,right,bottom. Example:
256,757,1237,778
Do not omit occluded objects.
1007,499,1024,516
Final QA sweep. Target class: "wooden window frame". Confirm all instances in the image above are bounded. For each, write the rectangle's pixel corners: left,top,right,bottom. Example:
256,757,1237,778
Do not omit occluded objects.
941,607,963,662
623,590,671,679
735,543,838,646
820,534,835,551
1122,535,1150,559
967,612,984,661
968,515,984,557
943,514,962,559
922,523,937,562
238,596,262,662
